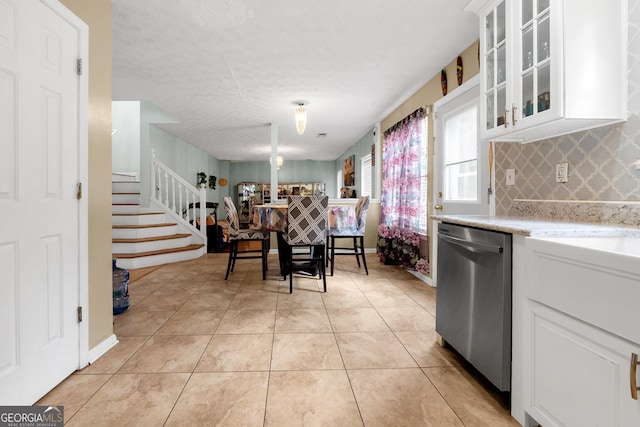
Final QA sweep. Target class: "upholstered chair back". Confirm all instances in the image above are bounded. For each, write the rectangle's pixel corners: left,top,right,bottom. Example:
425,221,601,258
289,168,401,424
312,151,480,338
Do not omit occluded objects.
286,195,329,245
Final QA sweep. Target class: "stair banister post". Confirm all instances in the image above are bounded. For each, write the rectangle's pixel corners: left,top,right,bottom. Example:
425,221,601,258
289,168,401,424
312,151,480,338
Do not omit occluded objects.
178,184,183,221
185,187,190,223
150,149,157,202
164,171,169,206
171,178,176,213
199,185,207,241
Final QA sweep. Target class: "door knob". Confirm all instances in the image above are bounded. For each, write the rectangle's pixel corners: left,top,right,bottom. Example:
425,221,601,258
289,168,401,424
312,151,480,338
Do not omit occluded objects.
434,205,443,211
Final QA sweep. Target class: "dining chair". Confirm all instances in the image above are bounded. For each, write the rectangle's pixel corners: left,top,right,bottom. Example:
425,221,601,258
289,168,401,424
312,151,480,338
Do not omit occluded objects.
222,196,269,280
326,196,370,275
283,195,329,293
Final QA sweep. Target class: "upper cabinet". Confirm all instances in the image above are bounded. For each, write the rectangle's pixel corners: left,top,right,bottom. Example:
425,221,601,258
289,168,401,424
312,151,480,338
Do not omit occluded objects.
466,0,627,143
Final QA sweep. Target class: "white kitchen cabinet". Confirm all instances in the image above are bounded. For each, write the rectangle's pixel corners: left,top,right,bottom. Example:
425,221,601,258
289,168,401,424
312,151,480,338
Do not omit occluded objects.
526,302,640,427
522,237,640,427
466,0,627,143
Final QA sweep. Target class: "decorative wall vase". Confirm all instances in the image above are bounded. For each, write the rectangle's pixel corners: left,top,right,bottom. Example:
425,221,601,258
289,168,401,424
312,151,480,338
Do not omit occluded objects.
208,175,217,190
456,56,463,85
197,172,207,188
441,70,447,96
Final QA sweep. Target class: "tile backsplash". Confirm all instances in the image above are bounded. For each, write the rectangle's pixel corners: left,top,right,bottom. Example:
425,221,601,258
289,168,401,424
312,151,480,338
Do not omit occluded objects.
494,0,640,224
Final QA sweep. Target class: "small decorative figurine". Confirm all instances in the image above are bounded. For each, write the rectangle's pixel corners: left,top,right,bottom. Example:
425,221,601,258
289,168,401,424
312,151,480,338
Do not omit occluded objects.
197,172,207,188
441,69,447,96
456,56,463,86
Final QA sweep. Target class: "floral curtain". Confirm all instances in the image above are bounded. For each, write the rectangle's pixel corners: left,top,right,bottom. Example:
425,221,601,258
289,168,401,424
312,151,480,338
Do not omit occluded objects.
377,109,429,273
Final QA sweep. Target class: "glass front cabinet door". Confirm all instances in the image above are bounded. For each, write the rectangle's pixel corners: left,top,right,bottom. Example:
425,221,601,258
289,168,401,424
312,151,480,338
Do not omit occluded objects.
466,0,626,143
481,0,512,139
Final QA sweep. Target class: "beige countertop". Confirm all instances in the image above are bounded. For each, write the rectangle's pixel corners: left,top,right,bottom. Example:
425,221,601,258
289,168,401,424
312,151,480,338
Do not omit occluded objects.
431,215,640,237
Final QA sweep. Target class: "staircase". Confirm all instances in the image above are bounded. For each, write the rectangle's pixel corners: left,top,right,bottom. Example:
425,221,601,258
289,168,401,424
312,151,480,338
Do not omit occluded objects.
112,174,205,270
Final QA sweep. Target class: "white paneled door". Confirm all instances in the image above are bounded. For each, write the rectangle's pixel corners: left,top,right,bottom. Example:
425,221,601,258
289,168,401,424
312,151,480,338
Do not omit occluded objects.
0,0,86,404
433,75,490,216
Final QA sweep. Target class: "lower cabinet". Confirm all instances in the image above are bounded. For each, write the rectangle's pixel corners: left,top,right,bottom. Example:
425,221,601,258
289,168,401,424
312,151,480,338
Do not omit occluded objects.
526,302,640,427
522,237,640,427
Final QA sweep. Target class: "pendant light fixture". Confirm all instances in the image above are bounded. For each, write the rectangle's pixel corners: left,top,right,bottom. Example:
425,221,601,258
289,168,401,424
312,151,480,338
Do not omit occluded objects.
293,101,307,135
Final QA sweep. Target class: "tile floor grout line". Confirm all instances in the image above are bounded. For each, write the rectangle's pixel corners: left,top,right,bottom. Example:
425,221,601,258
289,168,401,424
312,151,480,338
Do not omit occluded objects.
161,371,195,427
47,253,516,425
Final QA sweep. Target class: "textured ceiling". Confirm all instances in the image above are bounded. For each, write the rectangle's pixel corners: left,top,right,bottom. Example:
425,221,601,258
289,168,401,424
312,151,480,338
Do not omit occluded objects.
112,0,478,161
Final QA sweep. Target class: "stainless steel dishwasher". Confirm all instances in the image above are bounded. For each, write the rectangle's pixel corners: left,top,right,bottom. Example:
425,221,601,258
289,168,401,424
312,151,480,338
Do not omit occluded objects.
436,222,512,392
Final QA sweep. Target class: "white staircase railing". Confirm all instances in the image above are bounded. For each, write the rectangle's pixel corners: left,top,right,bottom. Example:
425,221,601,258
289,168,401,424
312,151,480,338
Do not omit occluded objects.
150,149,206,241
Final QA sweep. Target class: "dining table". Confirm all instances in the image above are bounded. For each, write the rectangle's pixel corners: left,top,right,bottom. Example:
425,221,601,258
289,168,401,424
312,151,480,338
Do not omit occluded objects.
249,204,358,276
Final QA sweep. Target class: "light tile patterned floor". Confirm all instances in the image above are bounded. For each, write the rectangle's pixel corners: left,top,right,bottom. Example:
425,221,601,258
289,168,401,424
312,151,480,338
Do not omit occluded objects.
38,253,519,426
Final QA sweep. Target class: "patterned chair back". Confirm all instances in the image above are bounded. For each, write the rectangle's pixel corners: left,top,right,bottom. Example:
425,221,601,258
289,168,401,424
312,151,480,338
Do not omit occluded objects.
222,196,240,236
286,195,329,245
354,196,370,234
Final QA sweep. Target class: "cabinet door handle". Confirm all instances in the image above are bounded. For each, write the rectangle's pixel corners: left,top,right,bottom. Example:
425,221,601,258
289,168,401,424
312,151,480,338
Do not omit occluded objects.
512,105,518,126
632,353,640,400
503,108,509,128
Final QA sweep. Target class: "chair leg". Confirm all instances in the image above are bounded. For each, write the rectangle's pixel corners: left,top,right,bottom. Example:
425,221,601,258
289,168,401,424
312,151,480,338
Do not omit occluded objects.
265,235,269,271
225,240,236,280
321,244,327,292
330,236,336,276
313,245,327,279
231,241,238,272
353,237,361,268
359,236,369,275
325,241,329,267
289,246,293,294
261,239,267,280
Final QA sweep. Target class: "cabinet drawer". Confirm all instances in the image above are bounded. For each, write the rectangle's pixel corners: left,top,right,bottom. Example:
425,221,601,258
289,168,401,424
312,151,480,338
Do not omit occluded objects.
527,239,640,344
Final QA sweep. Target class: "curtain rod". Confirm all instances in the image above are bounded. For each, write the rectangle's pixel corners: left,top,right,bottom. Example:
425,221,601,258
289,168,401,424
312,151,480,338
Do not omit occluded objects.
383,107,425,137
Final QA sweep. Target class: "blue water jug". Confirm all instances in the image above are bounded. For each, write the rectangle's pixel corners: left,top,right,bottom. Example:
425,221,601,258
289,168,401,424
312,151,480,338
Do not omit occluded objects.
112,259,130,315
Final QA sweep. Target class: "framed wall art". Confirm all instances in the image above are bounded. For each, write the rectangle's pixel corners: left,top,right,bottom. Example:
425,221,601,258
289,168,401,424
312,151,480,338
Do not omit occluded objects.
343,155,355,186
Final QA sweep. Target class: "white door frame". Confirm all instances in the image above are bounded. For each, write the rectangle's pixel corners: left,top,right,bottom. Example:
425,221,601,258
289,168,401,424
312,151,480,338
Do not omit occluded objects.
43,0,89,369
432,74,495,284
433,74,491,215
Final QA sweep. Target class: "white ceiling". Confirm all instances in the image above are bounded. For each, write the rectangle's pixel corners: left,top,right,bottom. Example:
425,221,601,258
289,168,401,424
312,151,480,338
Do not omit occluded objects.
112,0,478,162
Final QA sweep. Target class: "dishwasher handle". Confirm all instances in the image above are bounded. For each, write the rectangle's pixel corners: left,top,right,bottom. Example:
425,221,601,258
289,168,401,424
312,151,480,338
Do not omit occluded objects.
438,232,503,254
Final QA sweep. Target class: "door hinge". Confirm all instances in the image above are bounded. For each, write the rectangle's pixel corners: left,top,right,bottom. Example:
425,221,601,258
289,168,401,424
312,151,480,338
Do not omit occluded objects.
77,306,83,323
76,182,82,200
77,58,83,75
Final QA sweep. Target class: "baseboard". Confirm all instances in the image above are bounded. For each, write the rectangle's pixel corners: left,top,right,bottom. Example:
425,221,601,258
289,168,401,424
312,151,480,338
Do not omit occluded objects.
408,270,435,287
87,334,119,365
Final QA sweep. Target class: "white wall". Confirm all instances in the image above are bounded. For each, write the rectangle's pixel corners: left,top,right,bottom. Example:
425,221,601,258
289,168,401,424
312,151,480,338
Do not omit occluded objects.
111,101,140,177
149,124,224,206
112,101,226,208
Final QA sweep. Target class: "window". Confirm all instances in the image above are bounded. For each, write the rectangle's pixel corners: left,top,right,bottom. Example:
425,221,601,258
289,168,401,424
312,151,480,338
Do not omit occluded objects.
443,104,478,201
360,154,372,198
336,170,342,198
